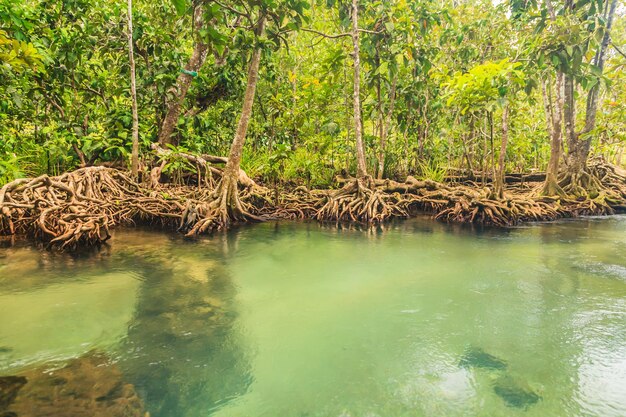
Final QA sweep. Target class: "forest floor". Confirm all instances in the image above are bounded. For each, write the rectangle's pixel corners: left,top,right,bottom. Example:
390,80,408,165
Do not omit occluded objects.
1,159,625,250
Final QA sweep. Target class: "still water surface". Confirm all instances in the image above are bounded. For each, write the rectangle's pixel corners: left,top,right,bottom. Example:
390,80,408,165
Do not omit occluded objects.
1,217,626,417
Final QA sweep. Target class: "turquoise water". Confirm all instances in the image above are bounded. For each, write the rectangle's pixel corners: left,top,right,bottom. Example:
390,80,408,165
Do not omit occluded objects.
1,216,626,416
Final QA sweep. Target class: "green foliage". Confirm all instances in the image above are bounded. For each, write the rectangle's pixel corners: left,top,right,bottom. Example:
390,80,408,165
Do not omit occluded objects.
169,0,186,15
0,30,43,73
283,147,334,188
417,160,447,182
0,0,623,186
444,59,525,114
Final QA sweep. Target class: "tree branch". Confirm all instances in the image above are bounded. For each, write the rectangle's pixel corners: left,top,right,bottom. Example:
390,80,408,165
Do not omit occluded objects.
301,28,383,39
214,0,254,27
611,41,626,59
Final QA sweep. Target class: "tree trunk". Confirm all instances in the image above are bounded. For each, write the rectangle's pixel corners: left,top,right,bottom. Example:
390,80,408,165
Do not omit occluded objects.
562,0,616,193
421,88,430,160
222,16,266,182
541,72,564,195
563,75,581,172
566,0,618,173
582,0,617,136
402,100,412,173
377,73,397,180
351,0,368,179
493,105,509,199
375,43,383,179
127,0,139,179
157,6,209,146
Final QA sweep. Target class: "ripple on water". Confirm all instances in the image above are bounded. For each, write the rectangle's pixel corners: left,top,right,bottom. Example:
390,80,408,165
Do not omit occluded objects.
1,218,626,417
574,261,626,282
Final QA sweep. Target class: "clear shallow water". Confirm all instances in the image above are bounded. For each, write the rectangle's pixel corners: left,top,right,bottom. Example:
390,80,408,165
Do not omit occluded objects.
1,216,626,417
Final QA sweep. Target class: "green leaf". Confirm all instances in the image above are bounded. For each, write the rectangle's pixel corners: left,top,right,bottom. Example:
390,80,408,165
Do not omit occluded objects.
589,64,602,76
377,61,388,76
170,0,186,15
551,55,560,67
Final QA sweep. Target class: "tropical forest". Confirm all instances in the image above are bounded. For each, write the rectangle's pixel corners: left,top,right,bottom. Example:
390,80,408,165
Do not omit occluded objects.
0,0,625,416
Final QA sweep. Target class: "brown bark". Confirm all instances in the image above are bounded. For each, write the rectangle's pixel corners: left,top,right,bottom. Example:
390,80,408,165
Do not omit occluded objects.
127,0,139,179
377,73,397,180
493,105,509,199
563,75,579,169
557,0,617,195
222,16,267,182
157,6,209,146
179,17,269,236
402,100,413,173
541,72,564,196
565,0,618,175
540,0,567,196
351,0,368,179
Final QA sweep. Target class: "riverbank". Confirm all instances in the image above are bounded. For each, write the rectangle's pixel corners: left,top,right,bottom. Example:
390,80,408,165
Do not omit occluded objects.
1,160,625,249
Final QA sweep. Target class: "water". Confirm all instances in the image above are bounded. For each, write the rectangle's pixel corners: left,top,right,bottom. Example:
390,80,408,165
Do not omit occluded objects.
1,216,626,417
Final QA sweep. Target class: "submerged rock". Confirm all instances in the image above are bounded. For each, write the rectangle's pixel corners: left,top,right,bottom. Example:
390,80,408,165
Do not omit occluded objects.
0,376,26,411
459,347,507,371
0,353,147,417
493,377,541,409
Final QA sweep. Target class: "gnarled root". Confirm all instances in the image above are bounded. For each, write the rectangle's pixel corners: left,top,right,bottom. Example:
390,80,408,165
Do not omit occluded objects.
180,174,268,236
435,192,566,226
315,177,401,223
548,158,626,214
265,186,324,220
0,167,183,249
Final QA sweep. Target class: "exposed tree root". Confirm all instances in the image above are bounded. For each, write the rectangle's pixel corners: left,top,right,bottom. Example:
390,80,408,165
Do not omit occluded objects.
0,167,183,249
178,175,271,236
315,177,400,224
1,159,625,250
150,144,256,189
536,157,626,216
267,186,323,220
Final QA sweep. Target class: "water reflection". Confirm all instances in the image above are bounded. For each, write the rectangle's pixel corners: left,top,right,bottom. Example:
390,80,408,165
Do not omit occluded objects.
108,232,252,417
0,217,625,417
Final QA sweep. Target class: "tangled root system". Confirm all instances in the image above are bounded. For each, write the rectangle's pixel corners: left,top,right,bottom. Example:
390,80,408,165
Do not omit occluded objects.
1,160,624,249
0,167,182,249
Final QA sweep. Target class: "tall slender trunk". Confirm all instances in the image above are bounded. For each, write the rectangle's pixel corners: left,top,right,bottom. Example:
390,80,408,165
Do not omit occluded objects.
157,6,209,146
541,72,564,195
344,65,351,173
563,74,582,173
375,46,383,179
541,0,566,195
493,105,509,199
565,0,618,172
377,73,397,180
489,111,495,185
222,16,267,180
420,89,430,159
127,0,139,178
402,100,412,173
460,114,474,174
351,0,367,179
